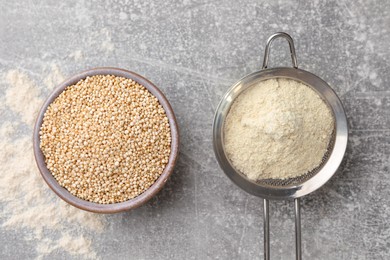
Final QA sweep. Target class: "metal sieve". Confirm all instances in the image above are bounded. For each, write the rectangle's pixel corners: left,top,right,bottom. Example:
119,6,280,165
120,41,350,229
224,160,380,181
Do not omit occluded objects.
213,32,348,260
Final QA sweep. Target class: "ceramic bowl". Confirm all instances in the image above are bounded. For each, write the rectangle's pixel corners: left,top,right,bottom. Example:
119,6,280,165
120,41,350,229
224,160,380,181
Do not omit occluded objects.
33,67,179,213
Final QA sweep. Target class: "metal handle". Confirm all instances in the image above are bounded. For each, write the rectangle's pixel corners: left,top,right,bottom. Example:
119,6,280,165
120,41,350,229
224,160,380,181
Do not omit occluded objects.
295,198,302,260
262,198,302,260
263,199,270,260
262,32,298,69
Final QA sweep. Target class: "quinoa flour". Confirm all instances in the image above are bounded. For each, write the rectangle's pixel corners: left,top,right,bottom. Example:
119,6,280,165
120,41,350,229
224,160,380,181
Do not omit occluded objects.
224,78,334,180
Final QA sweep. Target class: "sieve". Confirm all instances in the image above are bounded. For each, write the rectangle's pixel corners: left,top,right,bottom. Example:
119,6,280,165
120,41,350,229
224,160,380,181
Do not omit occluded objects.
212,32,348,259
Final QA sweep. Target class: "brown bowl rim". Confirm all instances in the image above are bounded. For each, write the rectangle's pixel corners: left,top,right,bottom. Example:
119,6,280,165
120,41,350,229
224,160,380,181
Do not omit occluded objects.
33,67,179,213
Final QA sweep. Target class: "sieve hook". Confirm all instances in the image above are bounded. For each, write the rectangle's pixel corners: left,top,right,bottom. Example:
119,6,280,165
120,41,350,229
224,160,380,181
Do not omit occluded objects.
262,32,298,69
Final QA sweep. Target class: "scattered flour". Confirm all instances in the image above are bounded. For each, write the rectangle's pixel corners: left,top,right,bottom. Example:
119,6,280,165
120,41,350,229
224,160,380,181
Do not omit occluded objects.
43,64,65,90
224,78,334,180
100,28,115,53
36,233,97,259
0,69,105,259
119,12,128,20
5,70,43,125
69,50,84,62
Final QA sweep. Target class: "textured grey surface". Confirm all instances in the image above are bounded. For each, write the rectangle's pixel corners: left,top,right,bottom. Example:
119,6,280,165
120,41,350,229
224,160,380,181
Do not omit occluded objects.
1,0,390,259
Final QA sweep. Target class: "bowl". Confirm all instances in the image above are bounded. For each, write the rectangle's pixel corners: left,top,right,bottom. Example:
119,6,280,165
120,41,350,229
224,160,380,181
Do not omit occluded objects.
33,67,179,213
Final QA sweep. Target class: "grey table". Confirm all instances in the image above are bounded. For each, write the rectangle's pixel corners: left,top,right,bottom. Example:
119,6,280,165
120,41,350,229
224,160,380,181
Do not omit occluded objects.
0,0,389,259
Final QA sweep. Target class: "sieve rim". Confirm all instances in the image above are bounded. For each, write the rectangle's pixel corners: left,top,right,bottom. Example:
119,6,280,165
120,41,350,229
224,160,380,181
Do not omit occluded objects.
212,67,348,200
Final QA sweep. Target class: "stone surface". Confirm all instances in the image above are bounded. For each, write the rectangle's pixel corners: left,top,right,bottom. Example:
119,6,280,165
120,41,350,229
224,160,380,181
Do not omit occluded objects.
1,0,389,259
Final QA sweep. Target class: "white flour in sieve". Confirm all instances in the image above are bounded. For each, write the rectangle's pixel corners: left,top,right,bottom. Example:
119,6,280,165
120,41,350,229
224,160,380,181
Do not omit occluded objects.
224,78,334,180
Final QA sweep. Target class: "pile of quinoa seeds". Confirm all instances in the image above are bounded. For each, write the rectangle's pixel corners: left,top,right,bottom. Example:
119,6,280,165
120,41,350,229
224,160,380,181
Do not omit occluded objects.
40,75,171,204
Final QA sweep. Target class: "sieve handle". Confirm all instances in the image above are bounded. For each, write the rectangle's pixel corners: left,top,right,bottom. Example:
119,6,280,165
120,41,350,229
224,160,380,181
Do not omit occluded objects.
262,32,298,69
295,198,302,260
263,199,270,260
262,198,302,260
